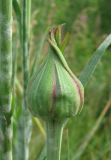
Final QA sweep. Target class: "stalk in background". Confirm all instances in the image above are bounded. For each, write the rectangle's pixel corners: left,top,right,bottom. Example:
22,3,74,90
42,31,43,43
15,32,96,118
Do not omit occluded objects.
0,0,12,160
18,0,32,159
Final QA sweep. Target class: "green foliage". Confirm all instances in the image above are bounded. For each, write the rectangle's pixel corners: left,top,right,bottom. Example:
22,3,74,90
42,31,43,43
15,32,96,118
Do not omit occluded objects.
99,0,111,33
1,0,111,160
28,1,111,160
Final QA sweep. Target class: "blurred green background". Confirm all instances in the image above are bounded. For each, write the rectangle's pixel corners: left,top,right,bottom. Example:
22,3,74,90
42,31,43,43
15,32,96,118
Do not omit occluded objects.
13,0,111,159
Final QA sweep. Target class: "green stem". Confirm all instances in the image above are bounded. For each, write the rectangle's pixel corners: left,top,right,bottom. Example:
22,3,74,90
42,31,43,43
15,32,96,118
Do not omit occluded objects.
46,120,65,160
22,0,29,90
26,0,31,41
0,0,12,160
20,0,32,160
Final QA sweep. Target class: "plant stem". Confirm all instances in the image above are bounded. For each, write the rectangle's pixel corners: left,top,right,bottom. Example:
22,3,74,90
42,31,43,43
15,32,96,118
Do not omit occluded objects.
22,0,29,89
46,119,65,160
20,0,32,160
0,0,12,160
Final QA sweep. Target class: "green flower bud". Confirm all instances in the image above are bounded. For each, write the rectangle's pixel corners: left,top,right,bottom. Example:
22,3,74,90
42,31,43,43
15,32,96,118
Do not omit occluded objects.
26,26,84,121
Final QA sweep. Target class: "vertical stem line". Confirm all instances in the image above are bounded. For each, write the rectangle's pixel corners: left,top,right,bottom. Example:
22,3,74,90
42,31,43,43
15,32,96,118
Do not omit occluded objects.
27,0,31,42
21,0,32,160
22,0,29,92
46,120,65,160
0,0,12,160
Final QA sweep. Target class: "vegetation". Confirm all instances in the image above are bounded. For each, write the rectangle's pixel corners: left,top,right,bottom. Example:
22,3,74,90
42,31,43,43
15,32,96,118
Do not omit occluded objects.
0,1,12,159
0,0,111,160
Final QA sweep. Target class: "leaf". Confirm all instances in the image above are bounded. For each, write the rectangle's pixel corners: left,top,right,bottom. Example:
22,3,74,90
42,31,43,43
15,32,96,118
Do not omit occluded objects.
13,0,22,39
13,0,21,22
37,145,47,160
79,34,111,87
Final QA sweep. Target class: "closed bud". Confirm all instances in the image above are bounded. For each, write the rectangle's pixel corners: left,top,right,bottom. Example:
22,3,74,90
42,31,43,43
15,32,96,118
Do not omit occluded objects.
26,26,84,121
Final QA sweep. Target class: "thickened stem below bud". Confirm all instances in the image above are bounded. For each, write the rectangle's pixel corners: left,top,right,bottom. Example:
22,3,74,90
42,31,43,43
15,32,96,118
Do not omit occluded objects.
46,119,67,160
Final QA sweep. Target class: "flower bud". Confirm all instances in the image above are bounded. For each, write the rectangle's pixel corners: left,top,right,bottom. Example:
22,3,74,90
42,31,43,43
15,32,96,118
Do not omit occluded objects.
26,26,84,121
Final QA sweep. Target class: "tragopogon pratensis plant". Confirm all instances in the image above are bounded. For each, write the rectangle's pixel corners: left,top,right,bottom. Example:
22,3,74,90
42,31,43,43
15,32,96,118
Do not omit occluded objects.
26,25,111,160
27,26,84,160
1,1,111,159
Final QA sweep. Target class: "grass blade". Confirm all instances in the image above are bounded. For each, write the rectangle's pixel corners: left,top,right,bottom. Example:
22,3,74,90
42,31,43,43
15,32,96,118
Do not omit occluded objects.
79,34,111,87
13,0,22,39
